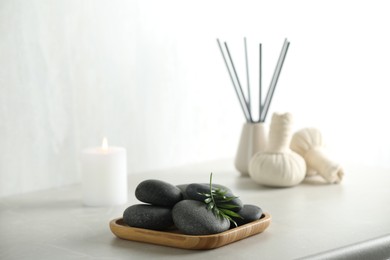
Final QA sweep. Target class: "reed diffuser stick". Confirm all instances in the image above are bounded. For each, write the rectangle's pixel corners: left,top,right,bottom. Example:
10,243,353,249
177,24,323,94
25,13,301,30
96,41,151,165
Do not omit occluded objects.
244,37,251,117
216,39,250,122
217,38,290,123
259,43,262,123
260,39,290,122
224,42,253,122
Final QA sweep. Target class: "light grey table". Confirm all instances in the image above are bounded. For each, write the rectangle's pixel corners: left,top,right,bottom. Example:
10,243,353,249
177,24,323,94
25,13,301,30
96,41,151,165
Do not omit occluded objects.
1,160,390,260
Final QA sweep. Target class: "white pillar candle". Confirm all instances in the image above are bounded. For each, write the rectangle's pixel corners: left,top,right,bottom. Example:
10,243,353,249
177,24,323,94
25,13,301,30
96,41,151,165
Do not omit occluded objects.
81,138,128,206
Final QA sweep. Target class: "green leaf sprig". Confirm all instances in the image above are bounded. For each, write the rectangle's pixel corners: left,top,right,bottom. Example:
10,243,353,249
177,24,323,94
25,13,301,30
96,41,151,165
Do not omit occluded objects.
199,173,243,227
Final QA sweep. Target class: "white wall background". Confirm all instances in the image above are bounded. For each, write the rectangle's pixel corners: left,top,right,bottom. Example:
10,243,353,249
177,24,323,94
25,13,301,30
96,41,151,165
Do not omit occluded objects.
1,0,390,197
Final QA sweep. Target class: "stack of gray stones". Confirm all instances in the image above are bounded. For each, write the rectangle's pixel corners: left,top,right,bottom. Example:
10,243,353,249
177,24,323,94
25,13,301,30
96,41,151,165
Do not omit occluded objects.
123,180,263,235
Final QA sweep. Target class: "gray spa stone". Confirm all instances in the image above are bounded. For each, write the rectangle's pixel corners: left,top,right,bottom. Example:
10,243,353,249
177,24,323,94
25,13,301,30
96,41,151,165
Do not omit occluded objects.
177,183,232,200
176,183,231,200
123,204,173,230
172,200,230,235
185,183,243,212
135,179,182,207
232,204,263,227
176,184,190,199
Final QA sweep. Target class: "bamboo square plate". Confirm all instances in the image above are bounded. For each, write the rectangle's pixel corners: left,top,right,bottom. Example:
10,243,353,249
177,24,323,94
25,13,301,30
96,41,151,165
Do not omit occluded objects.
109,212,271,250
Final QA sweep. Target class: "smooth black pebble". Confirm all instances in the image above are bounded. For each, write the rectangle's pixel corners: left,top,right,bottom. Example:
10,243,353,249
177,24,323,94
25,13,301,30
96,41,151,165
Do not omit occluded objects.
185,183,243,212
176,184,190,199
123,204,173,230
135,179,182,207
176,183,227,200
172,200,230,235
232,204,263,227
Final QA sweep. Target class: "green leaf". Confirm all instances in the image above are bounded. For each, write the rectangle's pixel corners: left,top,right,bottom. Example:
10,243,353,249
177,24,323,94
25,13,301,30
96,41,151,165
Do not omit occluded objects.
197,192,211,197
223,215,238,227
219,208,243,218
200,173,242,226
218,204,240,209
218,190,228,196
204,198,212,203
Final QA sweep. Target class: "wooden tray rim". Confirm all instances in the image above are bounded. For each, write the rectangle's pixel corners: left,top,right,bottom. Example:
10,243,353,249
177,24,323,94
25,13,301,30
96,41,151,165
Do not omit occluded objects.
109,212,271,249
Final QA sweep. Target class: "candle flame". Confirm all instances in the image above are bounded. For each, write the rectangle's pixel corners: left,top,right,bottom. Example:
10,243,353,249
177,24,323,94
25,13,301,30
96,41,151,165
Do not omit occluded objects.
102,137,108,151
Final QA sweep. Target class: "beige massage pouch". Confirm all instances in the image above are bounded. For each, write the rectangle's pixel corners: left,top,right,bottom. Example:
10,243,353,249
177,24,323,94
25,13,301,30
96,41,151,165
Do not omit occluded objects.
290,128,344,183
249,113,306,187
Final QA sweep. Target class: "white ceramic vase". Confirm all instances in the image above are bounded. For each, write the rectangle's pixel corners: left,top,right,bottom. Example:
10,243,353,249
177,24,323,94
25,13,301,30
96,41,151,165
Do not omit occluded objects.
234,122,268,176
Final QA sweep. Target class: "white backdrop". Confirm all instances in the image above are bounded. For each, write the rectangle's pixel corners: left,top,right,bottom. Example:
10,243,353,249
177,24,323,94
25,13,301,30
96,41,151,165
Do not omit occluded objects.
1,0,390,197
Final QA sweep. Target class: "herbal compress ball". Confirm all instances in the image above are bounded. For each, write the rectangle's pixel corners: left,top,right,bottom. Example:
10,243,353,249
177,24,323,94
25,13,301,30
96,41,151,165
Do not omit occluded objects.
290,128,344,183
249,113,306,187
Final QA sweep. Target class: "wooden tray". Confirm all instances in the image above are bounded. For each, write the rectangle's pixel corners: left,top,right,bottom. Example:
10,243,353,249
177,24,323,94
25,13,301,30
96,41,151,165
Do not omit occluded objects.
109,212,271,250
